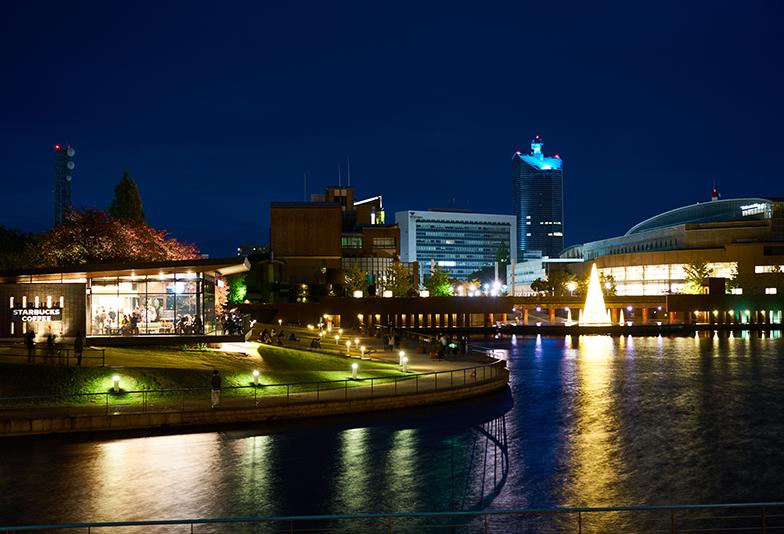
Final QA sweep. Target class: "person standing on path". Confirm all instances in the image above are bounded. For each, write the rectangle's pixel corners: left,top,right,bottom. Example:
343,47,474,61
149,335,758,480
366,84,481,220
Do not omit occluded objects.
74,331,84,366
210,369,222,408
24,330,35,362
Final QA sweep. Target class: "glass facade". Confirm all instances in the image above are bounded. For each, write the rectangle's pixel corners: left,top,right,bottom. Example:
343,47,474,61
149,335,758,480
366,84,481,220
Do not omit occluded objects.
512,143,564,258
599,262,736,296
415,219,513,281
87,272,216,336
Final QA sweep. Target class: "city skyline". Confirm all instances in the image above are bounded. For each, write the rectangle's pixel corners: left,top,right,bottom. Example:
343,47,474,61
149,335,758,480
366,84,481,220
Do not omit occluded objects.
2,2,783,257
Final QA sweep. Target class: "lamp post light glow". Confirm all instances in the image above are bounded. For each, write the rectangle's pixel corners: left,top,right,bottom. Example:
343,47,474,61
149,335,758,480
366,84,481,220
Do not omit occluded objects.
339,328,343,335
567,281,577,296
252,369,260,386
401,356,409,373
112,374,120,393
354,338,360,348
351,362,358,380
346,340,351,355
360,345,366,359
399,350,405,366
278,319,282,326
335,334,340,345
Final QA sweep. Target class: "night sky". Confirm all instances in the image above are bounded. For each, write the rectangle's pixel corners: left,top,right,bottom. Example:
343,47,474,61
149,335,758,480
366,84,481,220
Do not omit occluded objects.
2,1,783,257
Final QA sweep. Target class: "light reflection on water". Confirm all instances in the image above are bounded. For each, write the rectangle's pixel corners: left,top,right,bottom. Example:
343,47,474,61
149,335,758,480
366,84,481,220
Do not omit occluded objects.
0,332,783,528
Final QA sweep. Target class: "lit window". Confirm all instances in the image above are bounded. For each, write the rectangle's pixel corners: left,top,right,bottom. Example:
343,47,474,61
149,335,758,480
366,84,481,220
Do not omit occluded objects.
341,236,363,249
372,237,396,249
526,233,531,236
731,288,743,295
765,287,777,295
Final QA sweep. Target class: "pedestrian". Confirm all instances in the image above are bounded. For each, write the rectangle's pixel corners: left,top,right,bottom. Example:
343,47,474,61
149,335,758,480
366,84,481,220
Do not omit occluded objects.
24,330,35,362
74,331,84,366
210,369,222,408
382,334,389,352
46,333,56,360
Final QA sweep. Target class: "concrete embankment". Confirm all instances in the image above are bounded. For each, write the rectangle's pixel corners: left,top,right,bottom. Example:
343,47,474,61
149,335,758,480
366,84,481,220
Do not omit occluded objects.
0,369,509,437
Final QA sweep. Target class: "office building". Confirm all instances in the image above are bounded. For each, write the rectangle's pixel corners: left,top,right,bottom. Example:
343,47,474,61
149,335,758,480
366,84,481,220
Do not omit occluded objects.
270,186,401,295
512,135,564,257
396,210,516,285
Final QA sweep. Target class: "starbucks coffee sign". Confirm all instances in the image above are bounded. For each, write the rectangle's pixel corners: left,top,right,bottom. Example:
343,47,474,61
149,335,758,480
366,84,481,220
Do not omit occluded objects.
12,308,63,322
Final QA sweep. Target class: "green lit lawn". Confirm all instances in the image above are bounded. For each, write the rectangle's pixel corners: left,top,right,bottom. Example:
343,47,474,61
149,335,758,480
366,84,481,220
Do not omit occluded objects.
0,341,409,407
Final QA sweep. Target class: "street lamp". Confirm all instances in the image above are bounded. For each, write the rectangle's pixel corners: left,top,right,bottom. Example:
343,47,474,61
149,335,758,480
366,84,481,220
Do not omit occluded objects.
399,350,405,366
351,362,358,379
112,375,120,393
346,340,351,355
278,318,282,326
252,369,259,386
567,281,577,296
335,334,340,345
360,345,366,359
401,356,408,373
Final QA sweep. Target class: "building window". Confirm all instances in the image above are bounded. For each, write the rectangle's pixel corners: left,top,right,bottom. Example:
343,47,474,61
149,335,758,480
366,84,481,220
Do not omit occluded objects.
372,237,396,249
765,287,777,295
341,236,363,249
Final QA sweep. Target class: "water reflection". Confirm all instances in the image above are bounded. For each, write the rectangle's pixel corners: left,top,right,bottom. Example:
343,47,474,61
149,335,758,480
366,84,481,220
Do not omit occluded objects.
566,336,622,507
1,335,784,528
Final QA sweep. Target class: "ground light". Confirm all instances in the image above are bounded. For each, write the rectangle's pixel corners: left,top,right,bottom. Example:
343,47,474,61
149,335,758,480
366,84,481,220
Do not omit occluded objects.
354,338,360,349
360,345,366,359
401,356,409,373
112,375,120,393
252,370,259,386
278,319,282,326
351,362,358,379
345,340,351,355
399,350,405,366
335,334,340,345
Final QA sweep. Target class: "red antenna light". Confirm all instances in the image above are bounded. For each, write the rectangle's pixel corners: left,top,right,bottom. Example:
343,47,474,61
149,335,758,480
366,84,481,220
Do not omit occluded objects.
54,144,61,150
554,154,560,158
515,151,521,155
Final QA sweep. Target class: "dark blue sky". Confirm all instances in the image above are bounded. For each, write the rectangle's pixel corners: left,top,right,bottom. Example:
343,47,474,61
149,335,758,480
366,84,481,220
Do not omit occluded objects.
2,1,783,257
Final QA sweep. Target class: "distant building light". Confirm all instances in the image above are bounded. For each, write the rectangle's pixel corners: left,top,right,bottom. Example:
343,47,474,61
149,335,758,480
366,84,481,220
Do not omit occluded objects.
437,261,456,267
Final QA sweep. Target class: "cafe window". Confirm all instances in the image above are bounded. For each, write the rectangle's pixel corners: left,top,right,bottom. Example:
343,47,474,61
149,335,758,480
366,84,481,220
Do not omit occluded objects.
341,236,363,249
372,237,396,249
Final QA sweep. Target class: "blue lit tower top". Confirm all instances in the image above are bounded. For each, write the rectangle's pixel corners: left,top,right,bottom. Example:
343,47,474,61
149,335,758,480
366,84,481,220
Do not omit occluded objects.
512,135,564,258
53,144,75,226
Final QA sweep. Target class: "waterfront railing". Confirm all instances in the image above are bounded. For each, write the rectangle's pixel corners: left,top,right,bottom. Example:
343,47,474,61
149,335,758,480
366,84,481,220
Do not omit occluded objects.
1,502,782,532
0,360,507,418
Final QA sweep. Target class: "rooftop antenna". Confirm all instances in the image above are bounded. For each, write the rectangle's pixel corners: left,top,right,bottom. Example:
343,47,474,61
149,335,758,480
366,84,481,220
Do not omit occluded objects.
337,164,342,186
347,156,351,187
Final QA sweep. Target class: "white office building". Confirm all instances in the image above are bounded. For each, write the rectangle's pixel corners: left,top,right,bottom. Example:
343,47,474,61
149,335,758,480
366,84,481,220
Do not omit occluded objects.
396,210,517,286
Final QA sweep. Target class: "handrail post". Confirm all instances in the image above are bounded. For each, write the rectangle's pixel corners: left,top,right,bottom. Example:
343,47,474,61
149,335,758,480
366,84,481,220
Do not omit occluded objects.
395,376,397,394
434,372,437,390
105,393,108,415
371,378,373,397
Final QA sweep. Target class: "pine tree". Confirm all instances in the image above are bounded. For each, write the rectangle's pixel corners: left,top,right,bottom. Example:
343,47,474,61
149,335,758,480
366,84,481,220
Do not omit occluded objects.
109,171,146,223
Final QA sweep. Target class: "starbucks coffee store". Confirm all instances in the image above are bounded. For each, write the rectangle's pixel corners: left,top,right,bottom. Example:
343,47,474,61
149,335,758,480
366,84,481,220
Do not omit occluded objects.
0,258,249,344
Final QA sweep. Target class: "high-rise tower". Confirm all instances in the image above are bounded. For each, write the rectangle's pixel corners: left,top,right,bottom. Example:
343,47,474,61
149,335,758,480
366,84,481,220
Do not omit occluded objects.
53,144,75,226
512,135,564,257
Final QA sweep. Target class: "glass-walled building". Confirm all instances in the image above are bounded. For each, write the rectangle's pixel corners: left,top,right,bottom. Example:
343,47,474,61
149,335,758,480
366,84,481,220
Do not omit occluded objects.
397,209,517,285
0,258,248,341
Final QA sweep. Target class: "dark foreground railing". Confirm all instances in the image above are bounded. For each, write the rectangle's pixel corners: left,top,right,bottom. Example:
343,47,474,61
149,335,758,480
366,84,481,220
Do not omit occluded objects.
1,502,783,532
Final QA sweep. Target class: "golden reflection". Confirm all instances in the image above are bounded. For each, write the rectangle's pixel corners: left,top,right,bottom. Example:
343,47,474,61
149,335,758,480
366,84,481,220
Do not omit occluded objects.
236,435,273,514
335,427,371,512
89,434,219,521
385,429,416,507
567,335,623,507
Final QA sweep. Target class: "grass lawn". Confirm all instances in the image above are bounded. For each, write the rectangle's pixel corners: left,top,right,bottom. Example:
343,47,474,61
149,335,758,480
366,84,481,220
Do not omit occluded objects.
0,341,411,408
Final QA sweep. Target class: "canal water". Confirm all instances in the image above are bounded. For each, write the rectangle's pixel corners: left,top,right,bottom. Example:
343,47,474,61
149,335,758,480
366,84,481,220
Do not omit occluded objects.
1,332,783,530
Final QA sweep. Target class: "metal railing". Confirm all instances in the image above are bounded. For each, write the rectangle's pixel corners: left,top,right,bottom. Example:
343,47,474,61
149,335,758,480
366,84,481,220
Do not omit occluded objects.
0,361,507,418
1,502,782,532
0,346,105,366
